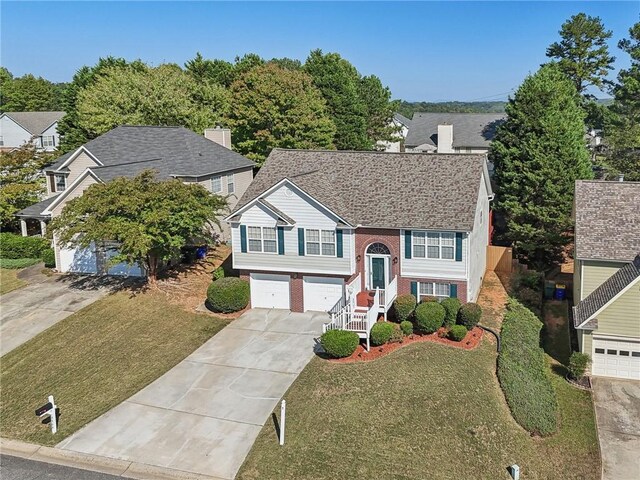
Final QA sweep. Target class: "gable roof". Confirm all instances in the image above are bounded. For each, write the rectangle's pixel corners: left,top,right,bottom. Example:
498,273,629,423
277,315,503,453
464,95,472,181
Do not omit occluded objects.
574,181,640,262
45,126,254,179
230,149,492,231
573,253,640,328
2,111,65,135
15,194,60,218
393,113,411,128
405,112,505,148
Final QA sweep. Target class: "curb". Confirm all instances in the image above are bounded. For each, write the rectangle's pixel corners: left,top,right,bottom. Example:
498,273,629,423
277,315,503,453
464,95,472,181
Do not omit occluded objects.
0,438,225,480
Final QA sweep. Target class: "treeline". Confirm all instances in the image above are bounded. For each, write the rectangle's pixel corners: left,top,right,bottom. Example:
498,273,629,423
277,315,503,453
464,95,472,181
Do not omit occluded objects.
1,51,398,165
0,69,66,111
396,101,507,118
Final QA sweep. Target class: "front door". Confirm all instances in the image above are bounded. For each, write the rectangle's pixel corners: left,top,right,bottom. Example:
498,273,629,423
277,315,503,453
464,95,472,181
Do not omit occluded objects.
371,257,386,290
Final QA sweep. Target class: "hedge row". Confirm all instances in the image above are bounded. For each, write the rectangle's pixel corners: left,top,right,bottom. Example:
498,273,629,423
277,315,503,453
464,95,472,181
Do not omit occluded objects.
497,298,558,436
0,233,50,259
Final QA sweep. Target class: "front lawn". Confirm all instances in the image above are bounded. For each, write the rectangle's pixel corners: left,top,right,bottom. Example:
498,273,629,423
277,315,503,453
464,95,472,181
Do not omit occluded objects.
0,268,27,295
238,342,599,479
0,288,228,445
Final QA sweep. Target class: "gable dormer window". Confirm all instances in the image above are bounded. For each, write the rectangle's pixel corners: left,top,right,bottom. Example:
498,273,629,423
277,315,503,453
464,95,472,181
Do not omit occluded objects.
42,135,55,148
54,174,66,192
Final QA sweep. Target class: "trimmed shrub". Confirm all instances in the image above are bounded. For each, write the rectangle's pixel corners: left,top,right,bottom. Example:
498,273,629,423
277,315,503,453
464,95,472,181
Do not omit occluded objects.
497,298,558,436
393,294,416,322
41,248,55,268
448,325,468,342
0,258,41,269
517,287,542,315
400,320,413,336
419,295,438,303
568,352,590,380
206,277,250,313
321,329,359,358
0,233,49,259
213,266,225,280
371,322,395,346
458,303,482,329
414,302,445,333
440,297,461,328
389,323,404,343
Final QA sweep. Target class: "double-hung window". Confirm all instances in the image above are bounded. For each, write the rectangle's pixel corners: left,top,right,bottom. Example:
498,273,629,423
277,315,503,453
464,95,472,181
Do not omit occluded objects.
247,226,277,253
42,135,55,148
54,174,66,192
227,174,235,194
418,282,451,300
211,175,222,193
306,229,336,256
413,231,455,259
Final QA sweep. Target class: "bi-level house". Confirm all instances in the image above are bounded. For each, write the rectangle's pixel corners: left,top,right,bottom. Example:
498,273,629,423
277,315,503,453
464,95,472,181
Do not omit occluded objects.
572,180,640,380
0,111,64,152
16,125,254,275
226,149,493,343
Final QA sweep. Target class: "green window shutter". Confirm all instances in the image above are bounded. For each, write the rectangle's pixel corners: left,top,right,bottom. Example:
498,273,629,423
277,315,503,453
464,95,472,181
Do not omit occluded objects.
298,228,305,256
405,230,412,259
455,233,463,261
336,230,343,258
277,227,285,255
450,284,458,298
410,281,418,298
240,225,247,253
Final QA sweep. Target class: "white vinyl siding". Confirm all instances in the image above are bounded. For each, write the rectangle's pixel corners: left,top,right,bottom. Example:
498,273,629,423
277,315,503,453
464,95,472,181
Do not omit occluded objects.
402,230,469,280
466,174,491,302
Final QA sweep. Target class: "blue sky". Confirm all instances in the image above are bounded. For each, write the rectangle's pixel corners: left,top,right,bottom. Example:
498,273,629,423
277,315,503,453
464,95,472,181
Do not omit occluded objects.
1,1,637,101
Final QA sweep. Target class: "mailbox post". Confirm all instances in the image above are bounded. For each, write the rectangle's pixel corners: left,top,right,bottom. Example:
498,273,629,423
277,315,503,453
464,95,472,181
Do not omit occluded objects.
35,395,57,434
279,399,286,446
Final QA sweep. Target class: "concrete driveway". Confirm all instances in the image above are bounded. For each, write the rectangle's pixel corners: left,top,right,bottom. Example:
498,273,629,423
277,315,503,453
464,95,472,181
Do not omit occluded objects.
592,378,640,480
0,272,111,355
58,309,327,480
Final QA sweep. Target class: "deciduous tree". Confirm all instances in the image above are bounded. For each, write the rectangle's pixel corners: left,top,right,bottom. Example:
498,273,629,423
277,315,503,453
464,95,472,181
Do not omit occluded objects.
358,75,399,147
0,70,63,111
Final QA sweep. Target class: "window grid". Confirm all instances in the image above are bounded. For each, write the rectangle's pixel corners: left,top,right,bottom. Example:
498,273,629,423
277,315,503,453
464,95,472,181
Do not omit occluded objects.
413,231,455,259
247,226,277,254
42,135,54,148
211,176,222,193
227,174,235,194
418,282,451,300
306,229,336,256
54,174,66,192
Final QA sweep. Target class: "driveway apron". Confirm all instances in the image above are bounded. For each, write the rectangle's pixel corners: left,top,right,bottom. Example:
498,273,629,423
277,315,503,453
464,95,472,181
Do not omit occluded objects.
57,309,327,480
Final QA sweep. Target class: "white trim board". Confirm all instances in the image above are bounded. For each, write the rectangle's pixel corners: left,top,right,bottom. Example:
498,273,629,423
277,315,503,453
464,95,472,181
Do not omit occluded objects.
42,168,104,215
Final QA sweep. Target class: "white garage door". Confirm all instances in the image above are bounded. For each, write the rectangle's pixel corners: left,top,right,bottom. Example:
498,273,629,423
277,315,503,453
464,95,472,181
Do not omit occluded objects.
592,338,640,380
250,273,290,310
303,276,344,312
105,248,143,277
59,244,98,274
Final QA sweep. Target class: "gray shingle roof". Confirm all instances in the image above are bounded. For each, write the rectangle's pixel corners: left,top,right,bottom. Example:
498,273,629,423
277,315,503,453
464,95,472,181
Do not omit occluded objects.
2,112,64,135
573,254,640,327
575,181,640,262
393,113,411,128
15,194,60,218
231,149,490,231
45,126,254,178
405,113,505,149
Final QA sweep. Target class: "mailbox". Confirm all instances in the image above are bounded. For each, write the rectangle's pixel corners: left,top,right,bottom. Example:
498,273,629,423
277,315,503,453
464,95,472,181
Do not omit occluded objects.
35,395,57,434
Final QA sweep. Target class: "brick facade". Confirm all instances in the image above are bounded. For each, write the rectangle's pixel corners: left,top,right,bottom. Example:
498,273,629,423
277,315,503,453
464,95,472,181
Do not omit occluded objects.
353,228,401,291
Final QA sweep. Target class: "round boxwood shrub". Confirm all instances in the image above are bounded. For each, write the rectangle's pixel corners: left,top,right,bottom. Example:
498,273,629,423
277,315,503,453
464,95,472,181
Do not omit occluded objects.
414,302,446,333
393,294,416,322
448,325,468,342
400,320,413,336
389,323,404,343
41,248,55,268
206,277,250,313
419,295,438,303
321,329,359,358
568,352,590,380
440,297,461,327
457,302,482,329
370,322,395,346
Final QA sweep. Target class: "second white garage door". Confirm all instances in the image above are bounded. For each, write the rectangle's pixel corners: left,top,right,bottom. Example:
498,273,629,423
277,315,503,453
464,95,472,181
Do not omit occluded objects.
303,276,344,312
592,337,640,380
250,273,290,310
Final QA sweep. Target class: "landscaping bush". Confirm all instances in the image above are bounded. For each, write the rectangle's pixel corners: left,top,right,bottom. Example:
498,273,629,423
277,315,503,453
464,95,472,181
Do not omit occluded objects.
393,294,416,322
400,320,413,336
516,287,542,316
448,325,468,342
0,233,49,259
206,277,250,313
320,329,359,358
0,258,41,269
497,298,558,436
414,302,445,333
41,248,55,268
440,297,461,327
213,266,225,280
371,322,395,346
389,323,404,343
457,303,482,329
419,295,438,303
568,352,590,380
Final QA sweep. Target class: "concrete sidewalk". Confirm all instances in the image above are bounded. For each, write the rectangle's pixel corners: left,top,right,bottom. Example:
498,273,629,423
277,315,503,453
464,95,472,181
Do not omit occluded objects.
57,309,327,480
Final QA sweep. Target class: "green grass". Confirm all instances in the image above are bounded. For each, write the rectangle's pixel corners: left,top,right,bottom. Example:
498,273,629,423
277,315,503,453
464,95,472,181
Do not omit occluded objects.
238,342,599,480
0,268,27,295
0,258,41,269
542,300,572,366
0,289,228,445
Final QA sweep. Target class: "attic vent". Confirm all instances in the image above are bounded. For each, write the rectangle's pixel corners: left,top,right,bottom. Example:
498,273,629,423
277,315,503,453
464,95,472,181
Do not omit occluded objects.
284,187,294,197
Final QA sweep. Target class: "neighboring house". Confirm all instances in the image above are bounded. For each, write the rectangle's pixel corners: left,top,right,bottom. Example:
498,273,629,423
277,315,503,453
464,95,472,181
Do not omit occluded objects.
404,112,505,154
379,113,410,152
16,125,254,276
226,149,493,345
572,180,640,380
0,111,64,151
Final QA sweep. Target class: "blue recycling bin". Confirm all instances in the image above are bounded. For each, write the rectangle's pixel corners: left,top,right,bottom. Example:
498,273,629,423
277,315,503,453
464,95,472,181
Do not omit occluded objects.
554,284,566,301
196,246,208,260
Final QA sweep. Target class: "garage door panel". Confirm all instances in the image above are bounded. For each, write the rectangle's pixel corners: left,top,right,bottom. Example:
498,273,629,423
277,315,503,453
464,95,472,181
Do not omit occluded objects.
593,338,640,380
59,244,98,274
303,276,344,312
250,274,290,310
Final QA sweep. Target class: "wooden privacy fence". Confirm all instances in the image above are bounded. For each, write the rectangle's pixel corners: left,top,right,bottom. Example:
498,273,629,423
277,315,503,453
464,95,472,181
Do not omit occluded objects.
487,246,513,273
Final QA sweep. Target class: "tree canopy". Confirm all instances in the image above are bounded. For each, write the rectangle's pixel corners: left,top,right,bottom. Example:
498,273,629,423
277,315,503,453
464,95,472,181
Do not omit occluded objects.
0,68,64,111
49,171,227,281
228,63,336,164
490,63,592,268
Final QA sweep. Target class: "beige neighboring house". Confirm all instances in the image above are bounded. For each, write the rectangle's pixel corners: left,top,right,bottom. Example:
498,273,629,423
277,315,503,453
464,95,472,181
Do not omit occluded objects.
16,125,254,276
0,111,64,152
573,180,640,380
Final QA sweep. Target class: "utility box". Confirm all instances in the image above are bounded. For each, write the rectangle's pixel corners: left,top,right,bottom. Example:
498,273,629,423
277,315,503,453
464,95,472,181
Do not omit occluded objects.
509,464,520,480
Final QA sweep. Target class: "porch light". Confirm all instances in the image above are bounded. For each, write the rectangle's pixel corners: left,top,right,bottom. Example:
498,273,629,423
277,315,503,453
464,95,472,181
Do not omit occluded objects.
393,256,398,264
356,255,361,262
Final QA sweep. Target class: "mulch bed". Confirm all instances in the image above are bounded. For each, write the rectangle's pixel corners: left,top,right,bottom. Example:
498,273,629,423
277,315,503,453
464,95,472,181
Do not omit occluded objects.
566,374,592,390
329,326,484,363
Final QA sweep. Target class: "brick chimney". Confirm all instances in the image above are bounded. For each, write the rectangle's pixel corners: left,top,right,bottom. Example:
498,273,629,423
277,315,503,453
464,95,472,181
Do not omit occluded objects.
436,124,454,153
204,127,232,149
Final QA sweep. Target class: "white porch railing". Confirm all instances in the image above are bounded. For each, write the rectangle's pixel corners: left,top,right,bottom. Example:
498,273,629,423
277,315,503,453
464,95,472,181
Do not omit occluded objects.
384,276,398,311
323,288,380,351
